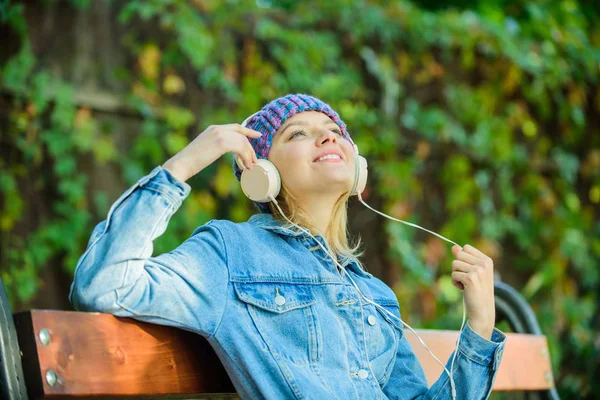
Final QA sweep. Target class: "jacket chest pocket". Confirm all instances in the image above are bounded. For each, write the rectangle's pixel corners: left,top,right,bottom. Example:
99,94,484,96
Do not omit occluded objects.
364,298,404,387
233,282,322,365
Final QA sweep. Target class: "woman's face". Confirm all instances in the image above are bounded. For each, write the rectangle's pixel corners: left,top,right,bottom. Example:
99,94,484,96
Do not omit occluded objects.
268,111,355,198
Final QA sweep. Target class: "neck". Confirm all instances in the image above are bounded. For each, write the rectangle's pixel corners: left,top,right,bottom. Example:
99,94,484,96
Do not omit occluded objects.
295,194,339,237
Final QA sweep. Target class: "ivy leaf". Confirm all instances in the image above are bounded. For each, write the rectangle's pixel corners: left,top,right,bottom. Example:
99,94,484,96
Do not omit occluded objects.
163,106,195,130
551,148,579,184
92,137,117,164
165,132,188,156
213,161,238,197
1,42,35,92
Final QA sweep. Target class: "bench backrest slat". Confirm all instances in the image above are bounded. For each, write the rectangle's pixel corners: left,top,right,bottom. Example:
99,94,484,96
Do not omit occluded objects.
15,310,235,398
406,329,554,391
14,310,554,398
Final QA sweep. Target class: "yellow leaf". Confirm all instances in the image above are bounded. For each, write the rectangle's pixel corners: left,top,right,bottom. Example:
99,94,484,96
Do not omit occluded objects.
580,149,600,176
590,186,600,204
230,201,251,223
92,136,117,164
165,132,188,155
132,82,159,105
74,107,92,128
397,51,413,79
522,119,538,138
565,192,580,212
186,191,216,217
524,272,544,298
213,161,238,197
163,74,185,95
415,140,431,160
26,103,37,116
475,238,501,260
414,68,431,85
0,215,14,231
423,53,444,78
502,64,521,95
568,86,586,107
139,44,161,80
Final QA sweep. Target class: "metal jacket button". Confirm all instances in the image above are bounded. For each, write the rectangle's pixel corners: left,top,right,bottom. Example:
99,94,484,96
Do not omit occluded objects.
357,369,369,379
367,315,377,326
275,294,286,306
274,287,286,306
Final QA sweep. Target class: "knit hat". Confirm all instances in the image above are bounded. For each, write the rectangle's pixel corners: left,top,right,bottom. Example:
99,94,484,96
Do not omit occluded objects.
233,93,354,213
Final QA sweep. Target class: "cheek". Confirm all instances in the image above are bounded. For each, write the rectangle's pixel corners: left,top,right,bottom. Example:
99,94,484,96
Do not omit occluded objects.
286,146,308,162
341,140,354,155
340,143,356,166
284,150,311,179
270,144,306,174
274,146,315,186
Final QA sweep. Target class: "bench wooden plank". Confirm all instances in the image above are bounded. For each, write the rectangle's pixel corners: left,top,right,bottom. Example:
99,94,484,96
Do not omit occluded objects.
14,310,554,398
406,329,555,391
14,310,235,398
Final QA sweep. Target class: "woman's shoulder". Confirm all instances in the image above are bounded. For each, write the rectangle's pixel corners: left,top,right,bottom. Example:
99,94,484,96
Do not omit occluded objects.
193,215,271,240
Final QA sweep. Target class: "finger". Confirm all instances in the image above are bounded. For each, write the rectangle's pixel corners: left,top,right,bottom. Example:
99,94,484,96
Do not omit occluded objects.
246,140,257,158
451,271,470,287
455,250,481,266
233,141,253,170
246,142,258,168
452,244,463,257
235,124,263,138
244,150,254,170
234,153,246,171
451,259,478,273
452,280,465,290
463,244,490,262
233,148,252,170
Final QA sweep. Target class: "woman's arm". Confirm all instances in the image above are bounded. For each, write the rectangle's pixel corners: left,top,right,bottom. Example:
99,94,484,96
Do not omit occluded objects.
382,321,506,399
69,166,228,337
69,121,263,335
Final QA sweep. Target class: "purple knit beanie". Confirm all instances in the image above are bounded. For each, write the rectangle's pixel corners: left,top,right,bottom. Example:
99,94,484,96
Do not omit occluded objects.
233,93,354,213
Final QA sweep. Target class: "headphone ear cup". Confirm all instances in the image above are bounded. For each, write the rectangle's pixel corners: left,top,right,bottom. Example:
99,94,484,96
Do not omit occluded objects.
240,159,281,203
353,155,368,196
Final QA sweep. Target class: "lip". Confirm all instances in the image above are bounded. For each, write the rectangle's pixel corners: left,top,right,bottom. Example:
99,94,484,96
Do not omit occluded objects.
313,150,344,163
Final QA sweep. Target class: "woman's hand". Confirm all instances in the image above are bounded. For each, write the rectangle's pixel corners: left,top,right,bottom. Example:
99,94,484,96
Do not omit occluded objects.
451,244,496,340
162,124,262,182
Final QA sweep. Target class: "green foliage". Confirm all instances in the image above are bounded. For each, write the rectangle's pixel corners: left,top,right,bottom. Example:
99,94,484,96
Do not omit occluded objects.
1,0,599,398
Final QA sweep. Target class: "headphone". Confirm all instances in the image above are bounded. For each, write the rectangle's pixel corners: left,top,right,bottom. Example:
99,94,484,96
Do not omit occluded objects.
235,114,369,204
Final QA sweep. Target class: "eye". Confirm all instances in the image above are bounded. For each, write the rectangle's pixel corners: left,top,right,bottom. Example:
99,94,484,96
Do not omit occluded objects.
290,130,306,139
332,128,342,136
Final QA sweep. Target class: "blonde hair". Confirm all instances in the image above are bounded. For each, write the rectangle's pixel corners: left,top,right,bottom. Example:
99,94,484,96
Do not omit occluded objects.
267,183,367,271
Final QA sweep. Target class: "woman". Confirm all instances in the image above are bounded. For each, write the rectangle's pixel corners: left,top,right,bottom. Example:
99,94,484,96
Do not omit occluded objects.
70,94,506,399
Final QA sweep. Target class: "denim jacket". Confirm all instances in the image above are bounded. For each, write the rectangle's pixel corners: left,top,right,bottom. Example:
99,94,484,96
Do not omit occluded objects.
70,166,507,400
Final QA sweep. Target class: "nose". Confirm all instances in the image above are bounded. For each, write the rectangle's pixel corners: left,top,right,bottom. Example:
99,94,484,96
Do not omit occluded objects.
316,128,338,146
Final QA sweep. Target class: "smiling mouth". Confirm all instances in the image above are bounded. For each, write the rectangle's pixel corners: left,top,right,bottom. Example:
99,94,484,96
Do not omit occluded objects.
314,154,343,162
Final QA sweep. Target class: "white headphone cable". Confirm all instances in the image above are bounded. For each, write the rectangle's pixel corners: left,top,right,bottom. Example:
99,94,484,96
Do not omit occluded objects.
269,195,463,399
355,190,467,399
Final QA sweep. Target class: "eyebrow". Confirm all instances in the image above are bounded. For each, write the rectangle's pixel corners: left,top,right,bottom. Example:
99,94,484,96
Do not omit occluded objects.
278,119,340,139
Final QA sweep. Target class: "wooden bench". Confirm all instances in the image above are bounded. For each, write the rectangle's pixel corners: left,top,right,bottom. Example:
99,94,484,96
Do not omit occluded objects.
1,280,559,399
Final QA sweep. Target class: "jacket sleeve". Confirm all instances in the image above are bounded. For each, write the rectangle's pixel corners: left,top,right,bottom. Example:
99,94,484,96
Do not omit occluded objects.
69,166,229,338
382,321,506,399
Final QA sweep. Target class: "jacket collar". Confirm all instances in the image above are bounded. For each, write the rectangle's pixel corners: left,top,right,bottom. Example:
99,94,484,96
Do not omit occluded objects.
248,213,304,237
247,213,373,278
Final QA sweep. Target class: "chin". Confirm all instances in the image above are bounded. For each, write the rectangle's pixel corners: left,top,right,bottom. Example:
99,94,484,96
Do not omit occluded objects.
316,176,353,194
